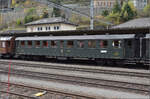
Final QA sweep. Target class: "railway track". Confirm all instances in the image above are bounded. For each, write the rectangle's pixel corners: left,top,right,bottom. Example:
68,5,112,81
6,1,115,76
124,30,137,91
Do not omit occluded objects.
0,82,94,99
0,67,149,95
0,60,150,78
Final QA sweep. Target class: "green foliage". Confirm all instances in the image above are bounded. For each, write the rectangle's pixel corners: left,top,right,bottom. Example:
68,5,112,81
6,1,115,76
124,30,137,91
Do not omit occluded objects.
24,15,39,24
112,0,121,13
120,1,137,22
143,3,150,17
16,19,22,26
50,0,61,17
106,0,137,24
102,10,109,17
107,12,120,24
41,8,49,18
24,7,40,24
26,8,36,16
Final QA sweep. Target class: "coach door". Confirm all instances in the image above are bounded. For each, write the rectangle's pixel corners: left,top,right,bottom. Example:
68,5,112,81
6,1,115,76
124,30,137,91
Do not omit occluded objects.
112,39,123,58
60,41,64,56
124,39,134,58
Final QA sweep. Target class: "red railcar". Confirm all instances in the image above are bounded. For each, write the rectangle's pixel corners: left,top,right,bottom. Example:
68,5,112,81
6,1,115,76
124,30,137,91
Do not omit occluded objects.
0,37,15,58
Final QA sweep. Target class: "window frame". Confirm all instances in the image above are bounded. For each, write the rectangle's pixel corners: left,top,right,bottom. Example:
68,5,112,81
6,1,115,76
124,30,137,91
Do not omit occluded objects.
100,40,108,48
35,41,40,48
20,41,25,47
88,40,96,48
27,41,32,48
77,40,84,49
42,41,49,48
112,40,122,48
51,41,57,48
67,41,74,48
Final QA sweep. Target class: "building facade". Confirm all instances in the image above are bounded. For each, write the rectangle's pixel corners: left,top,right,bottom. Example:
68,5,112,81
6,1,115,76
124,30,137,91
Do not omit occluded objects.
0,0,11,9
94,0,148,10
25,17,77,32
132,0,148,9
94,0,123,9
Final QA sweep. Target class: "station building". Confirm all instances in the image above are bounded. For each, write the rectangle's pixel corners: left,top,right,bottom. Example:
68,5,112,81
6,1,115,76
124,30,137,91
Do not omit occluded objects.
25,17,78,32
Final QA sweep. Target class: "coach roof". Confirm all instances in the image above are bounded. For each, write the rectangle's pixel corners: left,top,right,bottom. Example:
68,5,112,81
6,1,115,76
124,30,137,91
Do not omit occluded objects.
16,34,135,41
0,37,12,41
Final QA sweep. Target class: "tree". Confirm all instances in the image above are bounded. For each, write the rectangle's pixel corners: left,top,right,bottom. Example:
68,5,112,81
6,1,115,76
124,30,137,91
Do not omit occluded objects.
41,8,49,18
112,0,121,14
16,19,22,26
120,1,137,22
26,8,36,16
102,10,109,17
24,8,39,23
50,0,61,17
143,3,150,17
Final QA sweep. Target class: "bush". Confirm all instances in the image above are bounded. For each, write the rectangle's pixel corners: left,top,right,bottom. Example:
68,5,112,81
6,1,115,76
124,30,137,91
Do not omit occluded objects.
16,19,22,26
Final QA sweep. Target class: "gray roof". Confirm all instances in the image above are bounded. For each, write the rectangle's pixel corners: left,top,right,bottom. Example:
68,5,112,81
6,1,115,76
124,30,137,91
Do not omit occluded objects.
112,18,150,29
0,30,26,34
25,17,78,26
0,37,12,41
16,34,135,41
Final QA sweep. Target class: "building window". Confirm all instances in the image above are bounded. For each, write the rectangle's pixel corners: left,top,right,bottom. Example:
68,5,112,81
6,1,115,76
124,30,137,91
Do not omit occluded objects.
100,40,108,48
88,40,96,48
67,41,74,48
21,41,25,47
48,26,51,30
51,41,57,48
28,41,32,47
77,40,84,48
57,26,60,30
40,27,43,31
37,27,40,31
35,41,40,47
112,40,121,48
54,26,56,30
54,26,59,30
43,41,48,47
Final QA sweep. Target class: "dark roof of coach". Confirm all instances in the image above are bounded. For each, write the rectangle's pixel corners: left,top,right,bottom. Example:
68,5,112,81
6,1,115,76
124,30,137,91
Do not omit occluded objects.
112,17,150,29
25,17,78,26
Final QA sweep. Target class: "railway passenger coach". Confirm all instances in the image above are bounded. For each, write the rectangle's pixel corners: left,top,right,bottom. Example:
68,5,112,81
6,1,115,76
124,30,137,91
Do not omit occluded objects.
0,32,149,66
0,37,15,58
15,34,136,65
145,34,150,65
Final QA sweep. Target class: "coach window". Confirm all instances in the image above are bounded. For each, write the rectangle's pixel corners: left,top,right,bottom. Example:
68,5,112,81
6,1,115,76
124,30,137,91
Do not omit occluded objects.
88,40,96,48
112,40,121,48
28,41,32,48
100,40,108,48
60,41,64,48
77,41,84,48
21,41,25,47
2,42,5,48
67,41,74,48
35,41,40,48
51,41,57,48
43,41,48,48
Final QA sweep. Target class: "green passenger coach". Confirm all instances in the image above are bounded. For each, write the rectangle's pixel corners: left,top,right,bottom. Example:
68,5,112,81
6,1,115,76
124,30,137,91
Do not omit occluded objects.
15,34,135,64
